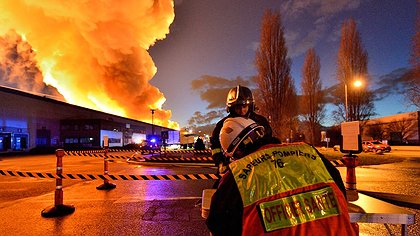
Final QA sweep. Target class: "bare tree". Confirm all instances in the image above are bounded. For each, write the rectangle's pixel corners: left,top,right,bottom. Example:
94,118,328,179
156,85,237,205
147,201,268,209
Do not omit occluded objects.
300,48,325,145
408,5,420,109
387,118,416,144
365,122,388,141
336,18,374,122
255,9,296,139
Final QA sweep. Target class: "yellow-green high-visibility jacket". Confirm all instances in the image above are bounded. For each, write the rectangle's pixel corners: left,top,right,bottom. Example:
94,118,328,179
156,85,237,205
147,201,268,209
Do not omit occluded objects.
228,143,357,235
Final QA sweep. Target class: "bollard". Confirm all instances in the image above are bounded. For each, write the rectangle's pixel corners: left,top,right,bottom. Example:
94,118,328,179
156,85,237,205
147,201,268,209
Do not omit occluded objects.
342,154,359,202
41,149,75,217
96,146,116,190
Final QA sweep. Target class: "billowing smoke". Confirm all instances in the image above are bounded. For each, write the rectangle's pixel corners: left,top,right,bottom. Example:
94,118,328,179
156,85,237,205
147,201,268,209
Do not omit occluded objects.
0,30,64,99
0,0,178,129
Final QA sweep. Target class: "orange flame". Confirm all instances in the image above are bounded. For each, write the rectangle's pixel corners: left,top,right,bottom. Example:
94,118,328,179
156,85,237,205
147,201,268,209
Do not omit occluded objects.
0,0,179,129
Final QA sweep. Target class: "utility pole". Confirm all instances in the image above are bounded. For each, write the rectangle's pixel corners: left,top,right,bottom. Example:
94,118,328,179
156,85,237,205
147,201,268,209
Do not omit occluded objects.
150,109,155,135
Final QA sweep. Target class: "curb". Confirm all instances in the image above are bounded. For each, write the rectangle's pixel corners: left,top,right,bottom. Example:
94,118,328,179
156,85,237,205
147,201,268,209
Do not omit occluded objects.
391,146,420,152
358,189,420,210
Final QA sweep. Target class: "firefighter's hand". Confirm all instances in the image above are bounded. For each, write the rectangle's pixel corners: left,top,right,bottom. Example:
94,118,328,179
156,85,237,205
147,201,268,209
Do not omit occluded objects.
218,163,227,174
212,152,225,167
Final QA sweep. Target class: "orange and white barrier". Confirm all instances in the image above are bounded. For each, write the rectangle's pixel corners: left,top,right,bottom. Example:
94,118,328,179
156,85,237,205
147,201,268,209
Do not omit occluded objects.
96,146,116,190
41,149,75,218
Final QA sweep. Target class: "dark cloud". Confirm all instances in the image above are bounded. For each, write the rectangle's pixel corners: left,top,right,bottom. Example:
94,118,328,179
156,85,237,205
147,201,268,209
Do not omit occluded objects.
187,110,225,126
281,0,362,57
371,68,412,100
191,75,254,109
185,123,216,137
322,83,342,104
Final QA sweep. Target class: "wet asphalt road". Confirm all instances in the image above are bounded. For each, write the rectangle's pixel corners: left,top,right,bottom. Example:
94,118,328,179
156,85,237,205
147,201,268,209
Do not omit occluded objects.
0,150,418,235
0,153,216,235
339,155,420,236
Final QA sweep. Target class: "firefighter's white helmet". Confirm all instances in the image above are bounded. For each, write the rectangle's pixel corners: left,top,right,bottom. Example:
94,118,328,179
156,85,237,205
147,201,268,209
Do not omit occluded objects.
219,117,265,159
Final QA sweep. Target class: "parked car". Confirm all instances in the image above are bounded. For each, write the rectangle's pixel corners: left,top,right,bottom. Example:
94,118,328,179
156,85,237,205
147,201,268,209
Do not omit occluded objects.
362,140,391,153
139,140,160,151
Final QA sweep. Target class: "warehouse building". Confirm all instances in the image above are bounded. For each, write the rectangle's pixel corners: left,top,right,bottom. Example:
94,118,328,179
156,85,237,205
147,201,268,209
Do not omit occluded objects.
0,86,178,152
363,111,419,145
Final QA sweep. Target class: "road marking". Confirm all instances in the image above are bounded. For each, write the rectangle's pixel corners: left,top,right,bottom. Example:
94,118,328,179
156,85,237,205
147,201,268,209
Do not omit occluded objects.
26,196,202,204
113,196,201,203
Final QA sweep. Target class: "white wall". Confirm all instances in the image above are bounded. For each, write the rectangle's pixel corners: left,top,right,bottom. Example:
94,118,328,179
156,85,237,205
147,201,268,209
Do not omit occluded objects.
100,130,123,147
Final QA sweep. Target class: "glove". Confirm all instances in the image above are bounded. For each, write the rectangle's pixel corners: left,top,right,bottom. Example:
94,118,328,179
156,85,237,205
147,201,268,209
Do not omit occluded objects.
218,163,228,174
212,152,225,167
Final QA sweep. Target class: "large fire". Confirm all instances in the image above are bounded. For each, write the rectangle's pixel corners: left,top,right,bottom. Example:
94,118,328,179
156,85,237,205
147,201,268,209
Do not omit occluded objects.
0,0,179,129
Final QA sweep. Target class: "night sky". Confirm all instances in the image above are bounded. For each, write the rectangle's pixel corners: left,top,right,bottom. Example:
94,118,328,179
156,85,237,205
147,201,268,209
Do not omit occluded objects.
149,0,418,128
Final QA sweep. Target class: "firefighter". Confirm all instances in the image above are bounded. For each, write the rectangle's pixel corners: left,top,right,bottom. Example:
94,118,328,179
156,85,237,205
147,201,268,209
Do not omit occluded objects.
206,117,357,236
210,85,272,175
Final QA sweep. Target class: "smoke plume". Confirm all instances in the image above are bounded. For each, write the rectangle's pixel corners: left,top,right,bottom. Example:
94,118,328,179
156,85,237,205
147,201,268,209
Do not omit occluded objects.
0,30,64,99
0,0,178,129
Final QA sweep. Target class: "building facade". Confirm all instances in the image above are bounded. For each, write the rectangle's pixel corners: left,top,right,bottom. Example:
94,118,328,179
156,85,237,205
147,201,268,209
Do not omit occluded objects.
0,86,178,152
363,111,420,145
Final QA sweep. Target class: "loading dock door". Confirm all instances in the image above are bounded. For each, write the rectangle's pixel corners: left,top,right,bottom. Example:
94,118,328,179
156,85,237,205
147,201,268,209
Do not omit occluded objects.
0,133,12,151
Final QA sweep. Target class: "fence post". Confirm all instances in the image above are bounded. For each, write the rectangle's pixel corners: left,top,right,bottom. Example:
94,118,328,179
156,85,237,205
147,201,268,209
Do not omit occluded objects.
41,149,75,217
97,136,116,190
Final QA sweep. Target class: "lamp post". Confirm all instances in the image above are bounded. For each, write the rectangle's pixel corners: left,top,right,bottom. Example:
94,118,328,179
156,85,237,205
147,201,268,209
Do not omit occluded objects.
343,78,363,201
345,83,348,121
150,109,155,135
344,79,363,122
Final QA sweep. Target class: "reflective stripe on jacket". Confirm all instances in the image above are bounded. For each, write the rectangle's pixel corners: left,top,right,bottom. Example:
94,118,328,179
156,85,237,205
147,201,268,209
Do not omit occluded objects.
229,143,357,235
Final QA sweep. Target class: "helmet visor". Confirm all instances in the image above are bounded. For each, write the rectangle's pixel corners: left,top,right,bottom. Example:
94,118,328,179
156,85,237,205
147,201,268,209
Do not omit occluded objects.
226,86,254,107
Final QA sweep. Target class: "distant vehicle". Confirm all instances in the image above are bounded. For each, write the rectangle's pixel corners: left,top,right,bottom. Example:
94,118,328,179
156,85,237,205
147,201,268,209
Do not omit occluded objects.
139,139,160,151
362,140,391,153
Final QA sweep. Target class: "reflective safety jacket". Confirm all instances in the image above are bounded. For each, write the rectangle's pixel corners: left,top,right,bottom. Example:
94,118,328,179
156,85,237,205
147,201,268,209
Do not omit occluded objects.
229,143,357,235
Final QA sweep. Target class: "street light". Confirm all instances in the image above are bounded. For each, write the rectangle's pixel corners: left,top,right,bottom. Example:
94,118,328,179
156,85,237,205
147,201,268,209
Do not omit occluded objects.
344,79,363,121
343,78,363,201
150,109,155,135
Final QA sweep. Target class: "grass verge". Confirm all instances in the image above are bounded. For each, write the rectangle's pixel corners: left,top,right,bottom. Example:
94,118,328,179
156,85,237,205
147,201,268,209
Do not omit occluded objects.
317,148,406,166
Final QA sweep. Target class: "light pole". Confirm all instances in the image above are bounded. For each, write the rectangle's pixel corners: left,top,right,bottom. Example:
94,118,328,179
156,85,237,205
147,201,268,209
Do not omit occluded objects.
342,78,363,201
344,79,363,122
345,83,348,122
150,109,155,135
